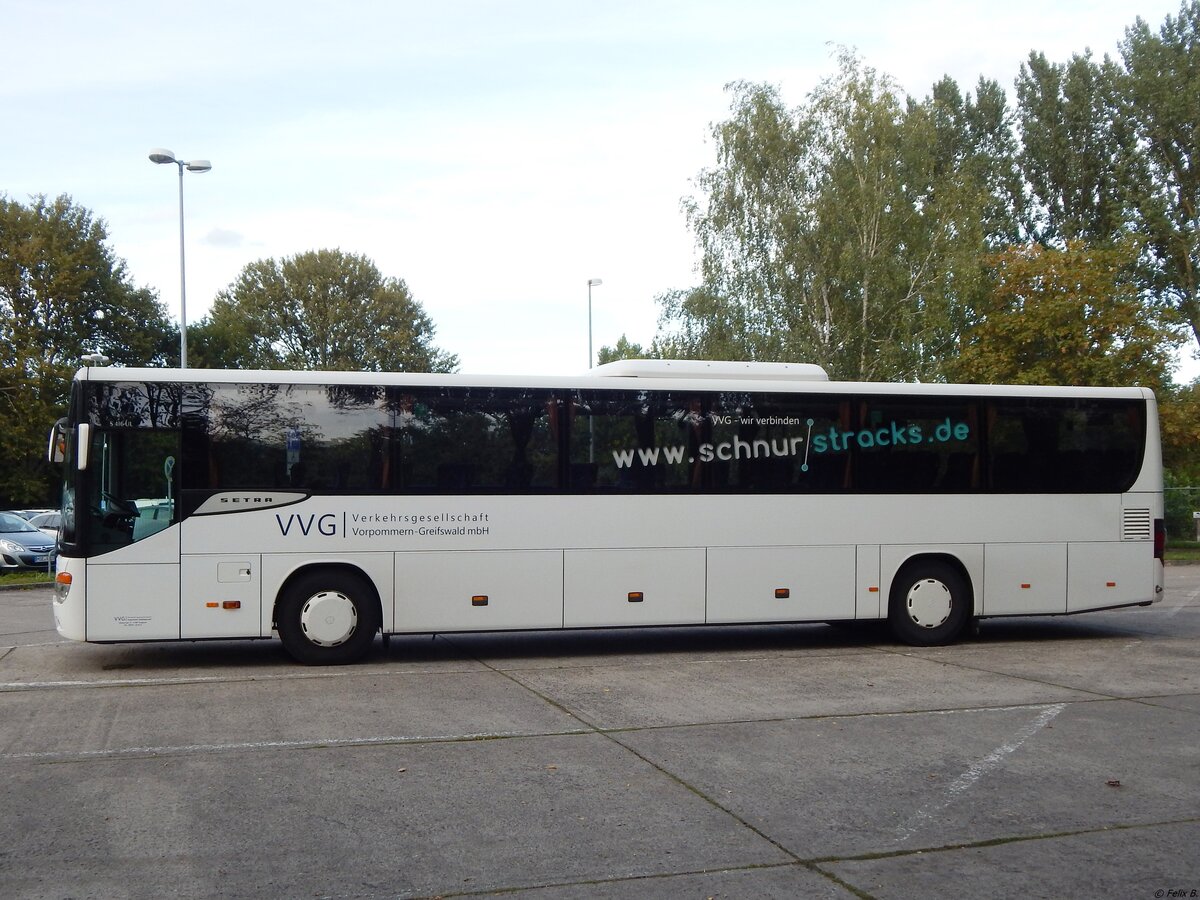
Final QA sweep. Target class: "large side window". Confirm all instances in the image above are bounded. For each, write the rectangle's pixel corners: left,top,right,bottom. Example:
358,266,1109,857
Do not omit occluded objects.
182,383,390,493
569,390,847,493
987,398,1145,493
706,392,848,492
390,387,559,492
852,398,979,492
569,389,705,492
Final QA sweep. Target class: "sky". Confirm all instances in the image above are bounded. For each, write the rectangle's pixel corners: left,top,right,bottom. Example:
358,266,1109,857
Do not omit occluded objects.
3,0,1190,378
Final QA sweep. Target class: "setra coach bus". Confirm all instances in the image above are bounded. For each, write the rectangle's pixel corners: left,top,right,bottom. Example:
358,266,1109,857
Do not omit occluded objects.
47,360,1165,664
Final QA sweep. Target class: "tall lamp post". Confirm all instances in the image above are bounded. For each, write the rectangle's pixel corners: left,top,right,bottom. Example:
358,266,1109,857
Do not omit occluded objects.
586,278,602,462
149,148,211,369
587,278,603,370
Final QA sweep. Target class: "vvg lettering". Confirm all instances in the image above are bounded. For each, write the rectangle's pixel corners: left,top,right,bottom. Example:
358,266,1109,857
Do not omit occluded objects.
276,513,338,537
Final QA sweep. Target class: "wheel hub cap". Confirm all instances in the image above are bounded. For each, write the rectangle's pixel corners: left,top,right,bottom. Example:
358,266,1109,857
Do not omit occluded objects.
906,578,952,629
299,590,357,646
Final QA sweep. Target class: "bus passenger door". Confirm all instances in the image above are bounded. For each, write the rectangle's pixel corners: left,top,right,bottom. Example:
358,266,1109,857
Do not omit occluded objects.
82,426,183,641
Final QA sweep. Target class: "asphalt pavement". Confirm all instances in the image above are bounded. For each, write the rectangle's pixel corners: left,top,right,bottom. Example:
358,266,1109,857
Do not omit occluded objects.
1,570,1198,899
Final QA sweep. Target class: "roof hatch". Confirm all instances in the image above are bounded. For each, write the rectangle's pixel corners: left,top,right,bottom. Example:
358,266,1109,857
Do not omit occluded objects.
589,359,829,382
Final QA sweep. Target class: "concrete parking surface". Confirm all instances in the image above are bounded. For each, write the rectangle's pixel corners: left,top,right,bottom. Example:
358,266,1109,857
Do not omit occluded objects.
1,569,1198,899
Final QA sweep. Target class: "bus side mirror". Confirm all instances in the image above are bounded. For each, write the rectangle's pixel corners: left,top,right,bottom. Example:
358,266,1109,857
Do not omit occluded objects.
77,423,90,470
47,419,67,463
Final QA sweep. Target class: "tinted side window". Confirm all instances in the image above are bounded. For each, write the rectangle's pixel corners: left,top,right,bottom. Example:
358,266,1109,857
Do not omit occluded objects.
88,382,181,428
569,389,701,491
987,398,1144,493
389,387,559,493
852,398,979,492
182,383,389,492
570,390,848,493
705,392,848,492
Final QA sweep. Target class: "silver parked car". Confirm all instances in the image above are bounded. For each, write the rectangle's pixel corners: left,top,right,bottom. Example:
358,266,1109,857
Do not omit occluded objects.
26,510,61,539
0,511,57,570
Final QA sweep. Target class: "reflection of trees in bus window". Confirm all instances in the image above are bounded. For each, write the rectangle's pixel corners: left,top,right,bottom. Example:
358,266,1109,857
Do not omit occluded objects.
570,390,695,492
88,382,181,429
389,387,558,493
183,383,295,489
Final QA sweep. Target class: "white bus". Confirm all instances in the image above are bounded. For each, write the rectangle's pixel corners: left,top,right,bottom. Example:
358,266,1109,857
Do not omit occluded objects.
47,360,1165,664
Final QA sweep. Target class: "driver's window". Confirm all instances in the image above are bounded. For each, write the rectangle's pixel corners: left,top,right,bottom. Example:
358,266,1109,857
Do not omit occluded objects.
86,429,179,553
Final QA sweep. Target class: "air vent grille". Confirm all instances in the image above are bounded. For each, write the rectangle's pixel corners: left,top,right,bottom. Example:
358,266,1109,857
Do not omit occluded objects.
1122,508,1152,541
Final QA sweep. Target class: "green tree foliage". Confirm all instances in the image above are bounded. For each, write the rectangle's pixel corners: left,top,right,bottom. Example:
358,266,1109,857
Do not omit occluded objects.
596,335,648,365
1016,51,1133,245
1120,2,1200,349
196,249,458,373
922,75,1024,249
1159,383,1200,486
661,8,1200,406
660,51,1006,381
0,194,174,505
947,239,1176,388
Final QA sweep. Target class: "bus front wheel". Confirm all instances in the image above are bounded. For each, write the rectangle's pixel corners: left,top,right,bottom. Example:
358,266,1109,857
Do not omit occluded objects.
277,570,379,665
888,561,971,646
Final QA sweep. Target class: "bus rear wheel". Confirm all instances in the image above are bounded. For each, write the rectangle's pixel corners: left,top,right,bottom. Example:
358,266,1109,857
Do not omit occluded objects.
277,570,379,665
888,561,970,646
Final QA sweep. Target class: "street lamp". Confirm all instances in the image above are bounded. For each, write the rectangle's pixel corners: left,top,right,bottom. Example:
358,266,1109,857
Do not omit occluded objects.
149,148,211,369
587,278,602,369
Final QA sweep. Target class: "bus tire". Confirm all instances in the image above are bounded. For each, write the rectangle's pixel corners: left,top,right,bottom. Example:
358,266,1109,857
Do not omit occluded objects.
888,560,970,646
277,570,379,665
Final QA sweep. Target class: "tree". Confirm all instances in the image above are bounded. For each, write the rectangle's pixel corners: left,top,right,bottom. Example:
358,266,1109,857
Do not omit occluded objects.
0,194,174,506
946,239,1177,388
596,335,648,365
922,75,1025,250
1159,382,1200,484
1120,2,1200,350
197,249,458,373
660,51,1004,381
1015,51,1133,245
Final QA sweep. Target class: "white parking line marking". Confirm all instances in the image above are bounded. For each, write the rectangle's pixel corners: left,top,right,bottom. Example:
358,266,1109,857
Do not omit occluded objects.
1165,585,1200,618
0,729,590,763
894,703,1066,844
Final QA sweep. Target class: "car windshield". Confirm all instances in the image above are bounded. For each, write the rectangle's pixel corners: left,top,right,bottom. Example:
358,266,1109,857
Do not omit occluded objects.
0,513,39,533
